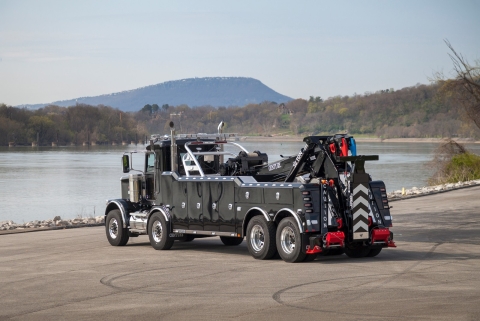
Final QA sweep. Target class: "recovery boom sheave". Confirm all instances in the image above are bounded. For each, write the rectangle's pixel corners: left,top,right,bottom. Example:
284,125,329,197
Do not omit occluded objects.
104,121,396,263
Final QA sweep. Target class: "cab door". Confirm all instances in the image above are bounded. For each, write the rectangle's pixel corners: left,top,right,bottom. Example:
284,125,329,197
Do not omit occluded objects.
144,152,156,200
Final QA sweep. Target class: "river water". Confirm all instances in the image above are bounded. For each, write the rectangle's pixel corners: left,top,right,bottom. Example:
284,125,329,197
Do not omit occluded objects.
1,141,479,223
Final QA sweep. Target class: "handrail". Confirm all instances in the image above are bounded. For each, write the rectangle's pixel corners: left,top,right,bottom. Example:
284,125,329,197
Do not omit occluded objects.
183,141,250,177
184,142,206,177
181,153,199,177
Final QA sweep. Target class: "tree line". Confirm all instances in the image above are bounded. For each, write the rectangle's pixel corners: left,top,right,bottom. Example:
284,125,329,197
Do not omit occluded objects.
0,104,147,146
133,80,479,140
2,74,479,146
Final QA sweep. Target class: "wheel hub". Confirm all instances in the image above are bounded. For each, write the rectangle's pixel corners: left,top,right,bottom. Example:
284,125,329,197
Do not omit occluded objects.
280,226,296,254
108,218,118,239
250,225,265,252
152,220,163,243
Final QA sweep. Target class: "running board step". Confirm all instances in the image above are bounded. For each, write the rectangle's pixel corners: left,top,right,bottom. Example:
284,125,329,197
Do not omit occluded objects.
173,229,241,237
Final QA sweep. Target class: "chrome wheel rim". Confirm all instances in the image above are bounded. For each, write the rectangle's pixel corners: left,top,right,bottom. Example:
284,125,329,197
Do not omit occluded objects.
108,218,118,240
250,225,265,252
280,226,296,254
152,220,163,243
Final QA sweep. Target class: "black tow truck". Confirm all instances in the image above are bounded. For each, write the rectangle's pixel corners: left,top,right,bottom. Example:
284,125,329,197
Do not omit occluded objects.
105,122,395,262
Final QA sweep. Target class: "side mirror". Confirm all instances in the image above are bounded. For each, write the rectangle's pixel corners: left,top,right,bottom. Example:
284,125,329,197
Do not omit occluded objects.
122,155,130,173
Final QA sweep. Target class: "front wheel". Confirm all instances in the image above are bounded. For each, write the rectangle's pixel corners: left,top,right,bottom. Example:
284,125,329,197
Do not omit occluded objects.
148,213,174,250
220,236,243,246
246,216,277,260
276,217,306,263
105,209,129,246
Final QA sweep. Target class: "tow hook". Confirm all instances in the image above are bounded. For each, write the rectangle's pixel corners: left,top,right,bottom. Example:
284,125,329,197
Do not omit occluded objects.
306,231,346,254
306,245,322,254
388,230,396,247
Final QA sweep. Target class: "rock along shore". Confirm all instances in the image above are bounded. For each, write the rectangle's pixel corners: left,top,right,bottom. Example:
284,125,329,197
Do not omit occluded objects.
1,179,479,234
387,179,480,201
0,216,105,234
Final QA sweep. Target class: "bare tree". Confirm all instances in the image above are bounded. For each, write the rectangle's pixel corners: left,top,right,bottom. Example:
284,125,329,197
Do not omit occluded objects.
435,40,480,129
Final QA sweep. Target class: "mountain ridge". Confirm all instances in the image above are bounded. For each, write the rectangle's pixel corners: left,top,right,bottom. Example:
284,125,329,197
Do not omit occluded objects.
19,77,293,111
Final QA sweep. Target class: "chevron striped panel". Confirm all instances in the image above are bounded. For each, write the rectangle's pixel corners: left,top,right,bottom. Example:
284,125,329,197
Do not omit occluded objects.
352,182,370,240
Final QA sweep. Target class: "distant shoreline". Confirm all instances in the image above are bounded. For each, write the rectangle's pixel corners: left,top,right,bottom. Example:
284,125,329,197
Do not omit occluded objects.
3,136,479,148
238,136,480,144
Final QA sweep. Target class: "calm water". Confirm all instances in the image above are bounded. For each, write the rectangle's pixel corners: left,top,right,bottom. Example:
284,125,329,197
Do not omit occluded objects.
1,141,479,223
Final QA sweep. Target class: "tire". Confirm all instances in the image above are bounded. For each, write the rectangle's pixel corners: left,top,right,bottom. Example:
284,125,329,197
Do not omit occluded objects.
367,247,382,257
276,217,306,263
344,243,371,258
303,254,318,262
246,216,277,260
220,236,243,246
148,212,174,250
178,234,195,242
106,209,129,246
321,248,344,256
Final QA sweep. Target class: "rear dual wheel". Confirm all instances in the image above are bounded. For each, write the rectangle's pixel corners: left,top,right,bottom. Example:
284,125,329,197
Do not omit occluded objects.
303,253,318,262
220,236,243,246
367,248,382,257
344,244,382,258
276,217,306,263
322,248,344,256
246,216,277,260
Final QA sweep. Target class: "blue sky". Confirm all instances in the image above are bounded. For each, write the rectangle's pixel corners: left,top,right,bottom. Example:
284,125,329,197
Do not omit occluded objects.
0,0,479,106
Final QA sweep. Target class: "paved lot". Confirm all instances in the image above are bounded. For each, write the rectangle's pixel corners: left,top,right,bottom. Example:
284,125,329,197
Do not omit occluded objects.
1,186,480,320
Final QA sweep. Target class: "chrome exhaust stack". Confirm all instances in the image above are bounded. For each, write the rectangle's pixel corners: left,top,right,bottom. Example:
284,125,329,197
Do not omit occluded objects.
170,121,178,172
217,121,224,135
218,121,225,163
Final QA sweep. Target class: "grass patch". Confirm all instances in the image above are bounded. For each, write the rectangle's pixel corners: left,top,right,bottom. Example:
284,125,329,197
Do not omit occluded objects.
428,139,480,185
444,152,480,183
